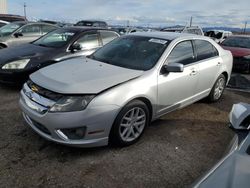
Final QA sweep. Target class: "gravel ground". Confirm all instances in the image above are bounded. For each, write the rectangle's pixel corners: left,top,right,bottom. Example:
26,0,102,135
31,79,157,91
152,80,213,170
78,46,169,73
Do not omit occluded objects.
0,85,250,188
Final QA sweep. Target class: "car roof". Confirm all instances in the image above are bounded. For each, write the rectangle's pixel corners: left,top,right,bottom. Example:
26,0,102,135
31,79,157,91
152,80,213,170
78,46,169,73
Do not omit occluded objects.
129,31,203,40
76,20,107,23
11,21,60,26
59,26,117,32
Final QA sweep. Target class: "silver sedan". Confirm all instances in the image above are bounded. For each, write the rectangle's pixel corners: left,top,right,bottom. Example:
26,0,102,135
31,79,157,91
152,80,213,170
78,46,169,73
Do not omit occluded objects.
19,32,233,147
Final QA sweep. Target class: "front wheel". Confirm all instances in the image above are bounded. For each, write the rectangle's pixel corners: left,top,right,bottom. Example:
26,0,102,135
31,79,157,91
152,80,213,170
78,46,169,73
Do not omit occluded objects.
110,100,149,147
207,74,226,102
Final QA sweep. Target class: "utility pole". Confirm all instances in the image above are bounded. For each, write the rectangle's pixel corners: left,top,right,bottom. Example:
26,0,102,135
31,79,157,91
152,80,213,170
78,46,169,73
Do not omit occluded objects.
190,16,193,27
243,21,247,34
126,20,130,28
23,2,27,18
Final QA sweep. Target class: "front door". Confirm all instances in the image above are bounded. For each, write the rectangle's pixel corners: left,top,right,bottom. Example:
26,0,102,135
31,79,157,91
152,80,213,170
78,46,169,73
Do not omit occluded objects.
157,40,199,116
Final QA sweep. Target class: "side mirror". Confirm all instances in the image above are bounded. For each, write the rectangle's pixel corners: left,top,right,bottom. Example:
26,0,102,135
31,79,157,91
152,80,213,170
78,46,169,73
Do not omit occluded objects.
229,103,250,130
161,63,184,74
70,43,82,52
14,32,23,38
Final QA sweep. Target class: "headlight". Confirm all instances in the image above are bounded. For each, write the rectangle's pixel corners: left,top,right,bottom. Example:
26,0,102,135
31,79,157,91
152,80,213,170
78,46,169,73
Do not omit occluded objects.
2,59,30,69
49,95,95,112
244,55,250,60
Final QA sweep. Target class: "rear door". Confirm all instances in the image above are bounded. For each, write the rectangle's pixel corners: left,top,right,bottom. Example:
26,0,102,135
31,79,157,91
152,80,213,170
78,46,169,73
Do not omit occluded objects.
193,39,221,97
157,40,199,116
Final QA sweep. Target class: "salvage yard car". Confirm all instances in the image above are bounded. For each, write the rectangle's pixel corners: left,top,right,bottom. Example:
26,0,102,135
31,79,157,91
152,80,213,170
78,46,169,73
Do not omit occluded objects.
221,35,250,73
0,21,59,49
0,27,119,84
193,103,250,188
19,32,233,147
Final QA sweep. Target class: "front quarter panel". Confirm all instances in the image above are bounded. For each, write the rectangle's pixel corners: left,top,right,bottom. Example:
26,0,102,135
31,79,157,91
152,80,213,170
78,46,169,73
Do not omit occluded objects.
88,70,158,119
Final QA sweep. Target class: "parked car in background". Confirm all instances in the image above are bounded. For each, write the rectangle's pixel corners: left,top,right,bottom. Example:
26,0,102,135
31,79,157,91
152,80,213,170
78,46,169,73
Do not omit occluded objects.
39,20,73,27
161,25,204,35
0,21,59,49
221,35,250,73
0,27,119,84
0,14,27,22
74,20,108,28
193,103,250,188
205,30,232,43
112,27,145,35
19,32,232,147
0,20,8,28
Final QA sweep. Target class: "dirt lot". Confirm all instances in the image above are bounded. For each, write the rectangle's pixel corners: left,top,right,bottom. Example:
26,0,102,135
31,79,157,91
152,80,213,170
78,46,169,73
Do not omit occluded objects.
0,85,250,188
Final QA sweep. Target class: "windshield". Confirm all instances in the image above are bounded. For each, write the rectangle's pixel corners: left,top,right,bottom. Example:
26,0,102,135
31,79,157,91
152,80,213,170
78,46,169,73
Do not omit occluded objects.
33,29,77,48
89,36,169,71
222,37,250,49
0,22,23,37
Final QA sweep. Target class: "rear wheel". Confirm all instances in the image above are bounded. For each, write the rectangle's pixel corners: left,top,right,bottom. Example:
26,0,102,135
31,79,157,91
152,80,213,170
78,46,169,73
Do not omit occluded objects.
110,100,149,147
207,74,226,102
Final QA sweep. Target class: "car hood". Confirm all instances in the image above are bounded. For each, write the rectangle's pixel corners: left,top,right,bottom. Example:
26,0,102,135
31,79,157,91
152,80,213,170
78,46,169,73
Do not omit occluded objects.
30,57,144,94
0,43,56,66
221,46,250,57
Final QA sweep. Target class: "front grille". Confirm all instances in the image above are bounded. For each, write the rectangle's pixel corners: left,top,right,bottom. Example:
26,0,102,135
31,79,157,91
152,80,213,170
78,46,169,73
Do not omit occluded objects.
30,117,51,135
27,80,63,101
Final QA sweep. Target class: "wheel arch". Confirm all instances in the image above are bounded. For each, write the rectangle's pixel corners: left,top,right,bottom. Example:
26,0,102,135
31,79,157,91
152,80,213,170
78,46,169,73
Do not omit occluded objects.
221,71,229,83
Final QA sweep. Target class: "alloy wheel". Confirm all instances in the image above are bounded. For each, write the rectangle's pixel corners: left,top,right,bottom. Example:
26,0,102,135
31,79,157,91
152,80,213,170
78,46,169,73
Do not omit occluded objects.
119,107,146,142
213,77,225,100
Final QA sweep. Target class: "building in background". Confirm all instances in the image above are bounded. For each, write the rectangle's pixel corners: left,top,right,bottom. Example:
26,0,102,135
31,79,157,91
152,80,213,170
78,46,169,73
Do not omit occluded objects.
0,0,7,14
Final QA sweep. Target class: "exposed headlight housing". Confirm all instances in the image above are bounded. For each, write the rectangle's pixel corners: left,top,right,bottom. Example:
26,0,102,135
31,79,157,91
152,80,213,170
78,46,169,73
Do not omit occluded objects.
2,59,30,69
49,95,95,112
244,55,250,60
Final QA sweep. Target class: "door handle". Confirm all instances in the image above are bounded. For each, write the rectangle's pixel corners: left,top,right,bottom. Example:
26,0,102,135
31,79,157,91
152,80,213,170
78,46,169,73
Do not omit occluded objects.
190,69,197,76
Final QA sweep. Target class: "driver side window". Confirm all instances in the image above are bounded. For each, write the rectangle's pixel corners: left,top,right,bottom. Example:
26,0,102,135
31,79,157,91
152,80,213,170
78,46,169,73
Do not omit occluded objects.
167,41,195,65
75,33,100,50
19,25,41,36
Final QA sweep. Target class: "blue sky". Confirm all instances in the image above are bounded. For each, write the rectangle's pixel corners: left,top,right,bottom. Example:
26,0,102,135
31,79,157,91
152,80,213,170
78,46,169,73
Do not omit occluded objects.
8,0,250,28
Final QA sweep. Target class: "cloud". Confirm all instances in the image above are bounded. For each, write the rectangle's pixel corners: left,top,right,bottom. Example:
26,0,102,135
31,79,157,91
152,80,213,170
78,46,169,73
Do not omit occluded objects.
8,0,250,28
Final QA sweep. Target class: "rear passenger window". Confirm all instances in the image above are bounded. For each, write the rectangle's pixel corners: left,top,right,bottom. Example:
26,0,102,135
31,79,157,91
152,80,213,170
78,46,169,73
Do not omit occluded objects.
195,40,219,61
100,31,119,45
167,41,195,65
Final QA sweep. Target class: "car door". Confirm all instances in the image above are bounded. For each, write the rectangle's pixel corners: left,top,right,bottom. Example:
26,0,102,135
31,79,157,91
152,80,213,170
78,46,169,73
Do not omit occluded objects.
157,40,199,116
193,39,222,97
10,24,42,46
72,31,101,56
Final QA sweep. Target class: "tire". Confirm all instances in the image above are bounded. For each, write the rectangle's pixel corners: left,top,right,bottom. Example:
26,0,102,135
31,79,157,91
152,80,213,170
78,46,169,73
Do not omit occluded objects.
0,45,6,49
109,100,149,147
207,74,226,102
